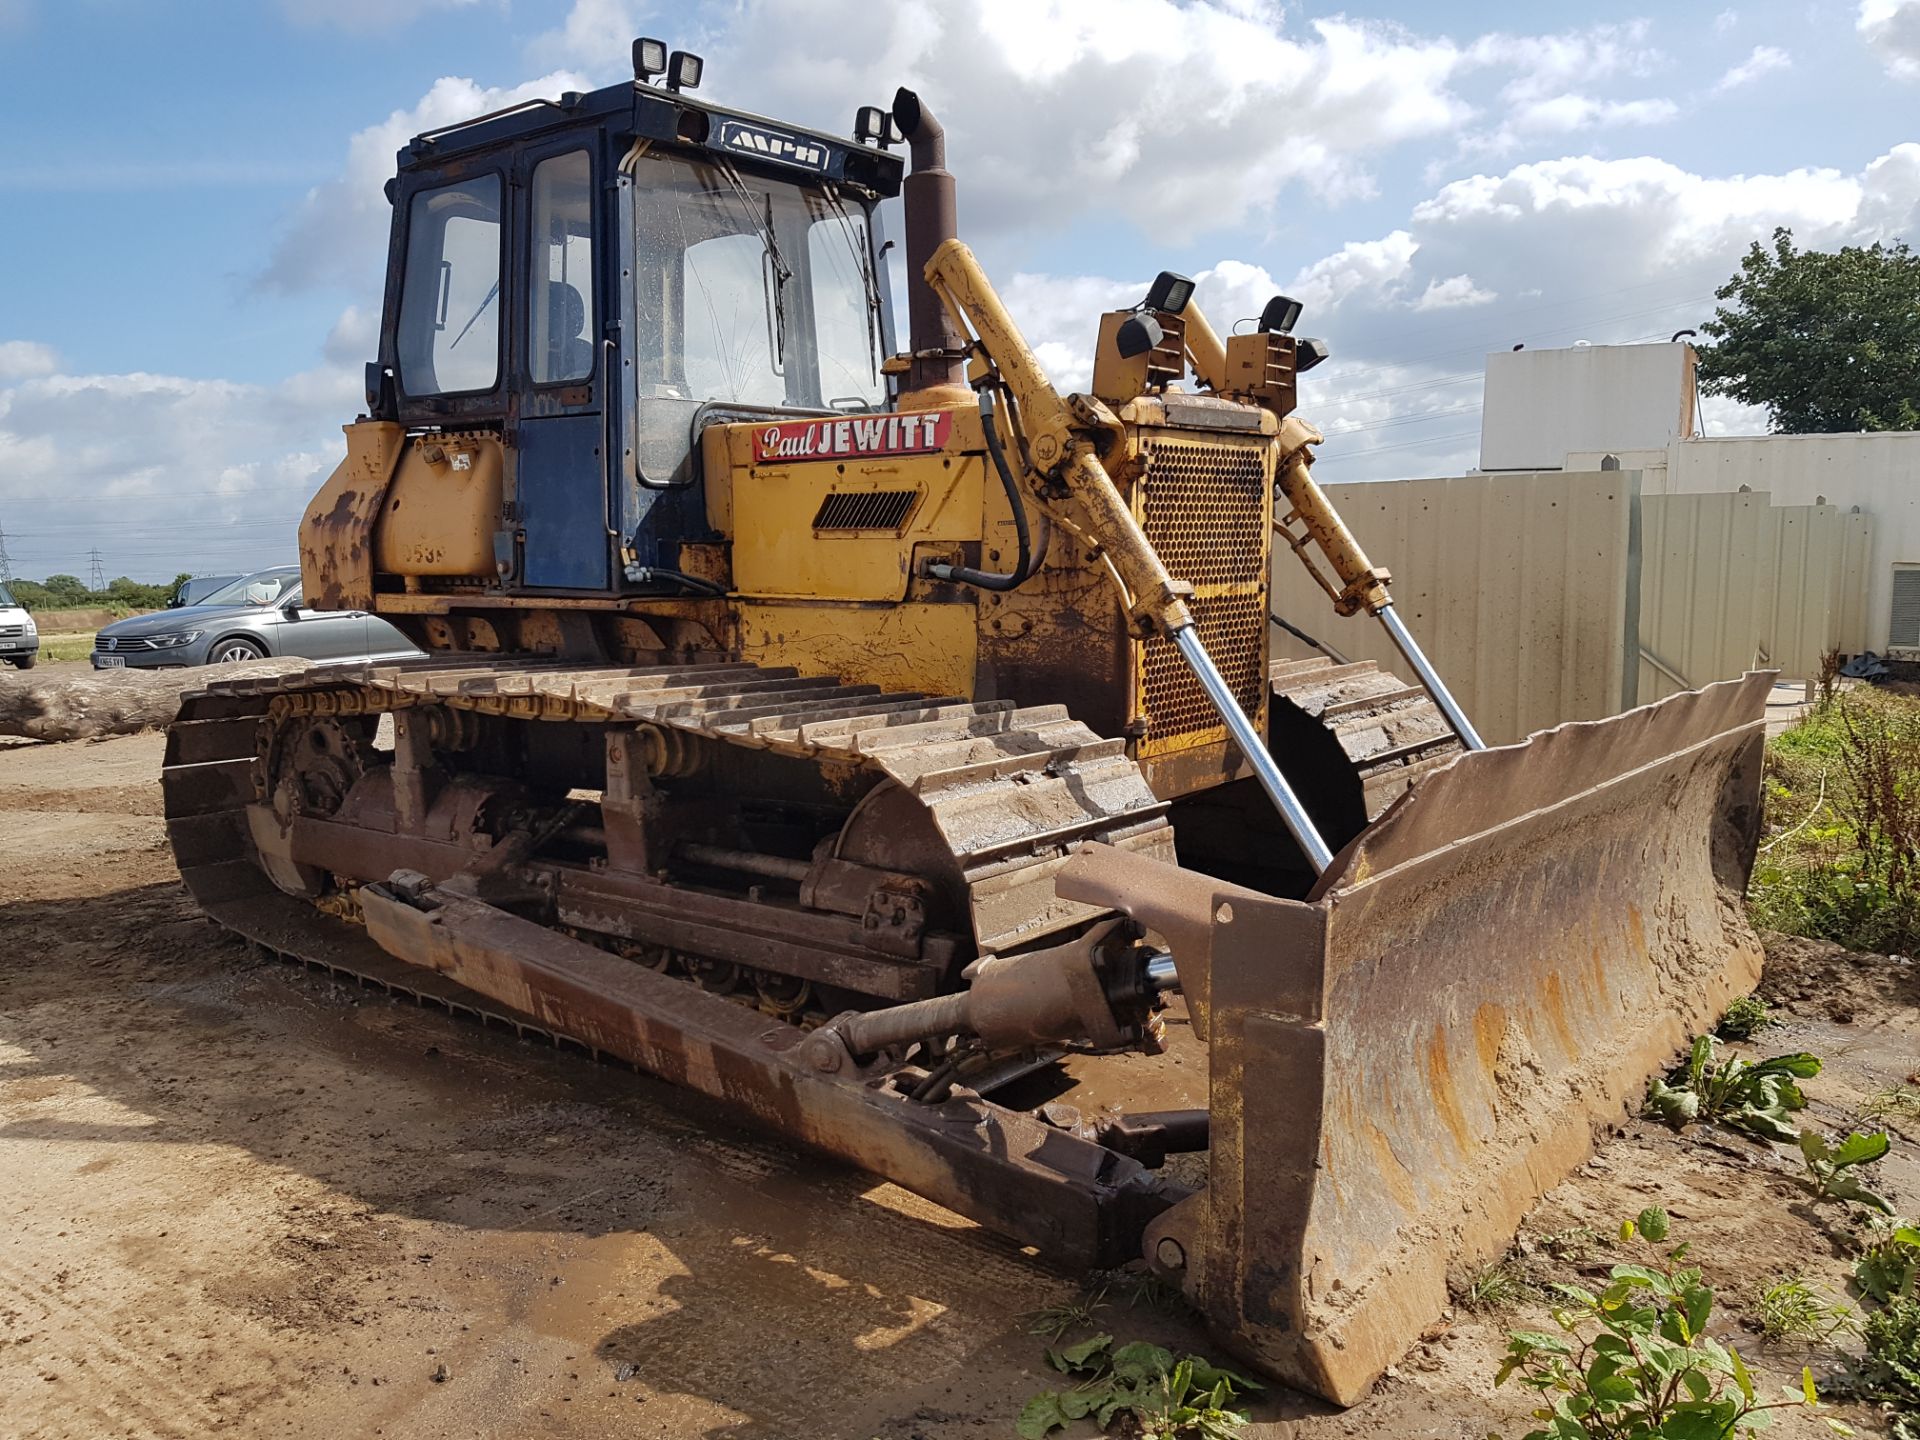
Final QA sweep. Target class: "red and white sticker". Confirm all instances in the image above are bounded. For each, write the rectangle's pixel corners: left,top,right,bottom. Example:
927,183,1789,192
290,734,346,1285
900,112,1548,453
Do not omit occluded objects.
752,411,952,464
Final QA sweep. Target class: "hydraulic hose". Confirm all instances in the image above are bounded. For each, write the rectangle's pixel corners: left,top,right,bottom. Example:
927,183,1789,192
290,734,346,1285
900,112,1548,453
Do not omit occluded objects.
927,388,1035,591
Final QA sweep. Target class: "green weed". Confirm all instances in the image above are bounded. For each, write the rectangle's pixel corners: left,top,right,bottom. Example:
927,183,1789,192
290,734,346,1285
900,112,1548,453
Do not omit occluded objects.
1857,1296,1920,1439
1716,994,1775,1042
1753,1273,1862,1342
1018,1334,1258,1439
1458,1259,1531,1311
1644,1035,1821,1142
1025,1286,1109,1340
1854,1220,1920,1304
1799,1129,1897,1214
1492,1208,1850,1439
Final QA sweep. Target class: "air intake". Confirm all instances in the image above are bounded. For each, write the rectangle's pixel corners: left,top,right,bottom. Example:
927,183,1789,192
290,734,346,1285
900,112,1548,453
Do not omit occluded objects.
812,490,920,532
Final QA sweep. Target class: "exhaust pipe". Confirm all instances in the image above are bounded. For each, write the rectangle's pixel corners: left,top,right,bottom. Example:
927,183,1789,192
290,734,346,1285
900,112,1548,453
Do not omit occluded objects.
890,87,966,393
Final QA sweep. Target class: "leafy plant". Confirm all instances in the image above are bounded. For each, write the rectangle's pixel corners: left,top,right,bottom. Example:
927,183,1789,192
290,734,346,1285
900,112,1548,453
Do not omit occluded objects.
1715,995,1775,1042
1753,1273,1862,1342
1493,1207,1851,1438
1644,1036,1822,1142
1799,1129,1897,1214
1017,1335,1258,1439
1854,1221,1920,1305
1856,1296,1920,1439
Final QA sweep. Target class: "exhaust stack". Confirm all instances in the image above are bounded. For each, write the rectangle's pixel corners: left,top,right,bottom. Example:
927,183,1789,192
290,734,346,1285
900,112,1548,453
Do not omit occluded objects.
890,88,966,393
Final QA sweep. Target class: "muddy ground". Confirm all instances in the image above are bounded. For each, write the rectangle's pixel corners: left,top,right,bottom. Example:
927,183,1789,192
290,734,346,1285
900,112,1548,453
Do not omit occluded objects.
1,729,1916,1439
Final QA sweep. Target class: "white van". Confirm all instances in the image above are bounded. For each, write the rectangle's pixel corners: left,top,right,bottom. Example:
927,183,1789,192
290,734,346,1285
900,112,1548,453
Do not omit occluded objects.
0,583,37,669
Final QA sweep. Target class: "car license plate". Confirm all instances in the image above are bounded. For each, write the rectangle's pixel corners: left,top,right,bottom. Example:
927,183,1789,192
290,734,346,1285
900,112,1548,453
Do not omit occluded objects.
0,640,13,650
95,655,126,668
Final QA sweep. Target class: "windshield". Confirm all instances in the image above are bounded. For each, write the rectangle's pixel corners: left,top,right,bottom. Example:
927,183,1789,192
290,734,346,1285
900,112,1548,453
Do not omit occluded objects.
0,583,15,608
200,570,300,607
631,152,884,414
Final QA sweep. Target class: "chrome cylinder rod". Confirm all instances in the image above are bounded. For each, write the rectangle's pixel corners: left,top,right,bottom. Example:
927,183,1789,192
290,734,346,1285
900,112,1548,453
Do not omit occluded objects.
1376,603,1485,751
1171,623,1335,873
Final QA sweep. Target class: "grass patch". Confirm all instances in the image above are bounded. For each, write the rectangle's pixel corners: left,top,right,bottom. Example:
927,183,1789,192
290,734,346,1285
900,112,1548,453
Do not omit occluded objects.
1750,688,1920,954
1457,1258,1531,1311
1716,993,1775,1041
36,634,96,662
1753,1273,1862,1342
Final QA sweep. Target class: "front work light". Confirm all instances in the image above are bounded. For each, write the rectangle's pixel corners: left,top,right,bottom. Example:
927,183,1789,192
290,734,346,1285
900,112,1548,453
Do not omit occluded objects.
1296,337,1330,372
1259,294,1303,335
667,50,704,92
632,37,668,81
1144,271,1195,315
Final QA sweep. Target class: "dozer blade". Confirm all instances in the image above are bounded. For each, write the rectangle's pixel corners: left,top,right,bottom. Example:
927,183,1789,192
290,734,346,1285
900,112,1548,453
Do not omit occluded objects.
1059,670,1771,1405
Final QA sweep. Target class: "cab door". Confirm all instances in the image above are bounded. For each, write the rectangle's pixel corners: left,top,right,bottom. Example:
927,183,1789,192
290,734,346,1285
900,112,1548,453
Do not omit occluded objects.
513,147,611,591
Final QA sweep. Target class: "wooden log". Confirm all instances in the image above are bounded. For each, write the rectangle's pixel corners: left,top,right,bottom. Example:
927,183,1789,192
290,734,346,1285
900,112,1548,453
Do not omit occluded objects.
0,660,312,742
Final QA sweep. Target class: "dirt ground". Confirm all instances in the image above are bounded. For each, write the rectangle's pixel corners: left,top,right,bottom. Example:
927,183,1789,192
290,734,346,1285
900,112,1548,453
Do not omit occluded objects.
2,730,1916,1439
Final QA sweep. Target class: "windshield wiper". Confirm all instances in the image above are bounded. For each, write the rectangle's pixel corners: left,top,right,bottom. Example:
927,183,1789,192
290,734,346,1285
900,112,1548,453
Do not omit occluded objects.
716,161,790,370
449,280,500,350
823,185,881,383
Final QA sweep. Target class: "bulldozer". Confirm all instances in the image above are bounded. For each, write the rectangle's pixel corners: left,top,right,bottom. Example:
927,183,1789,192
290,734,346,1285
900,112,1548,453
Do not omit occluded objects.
160,43,1771,1405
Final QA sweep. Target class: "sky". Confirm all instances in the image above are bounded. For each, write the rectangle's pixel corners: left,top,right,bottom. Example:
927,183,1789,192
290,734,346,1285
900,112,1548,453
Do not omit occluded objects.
0,0,1916,582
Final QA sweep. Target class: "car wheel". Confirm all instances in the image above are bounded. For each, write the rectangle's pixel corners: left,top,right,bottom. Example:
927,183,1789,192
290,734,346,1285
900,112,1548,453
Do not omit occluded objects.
8,655,33,670
209,638,266,664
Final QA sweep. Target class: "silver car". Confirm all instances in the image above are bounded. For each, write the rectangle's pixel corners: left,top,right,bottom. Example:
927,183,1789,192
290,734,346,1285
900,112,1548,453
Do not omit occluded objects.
91,565,419,670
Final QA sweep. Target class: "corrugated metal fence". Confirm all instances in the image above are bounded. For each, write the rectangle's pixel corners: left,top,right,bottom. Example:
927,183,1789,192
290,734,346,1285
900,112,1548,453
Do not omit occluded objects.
1270,471,1871,744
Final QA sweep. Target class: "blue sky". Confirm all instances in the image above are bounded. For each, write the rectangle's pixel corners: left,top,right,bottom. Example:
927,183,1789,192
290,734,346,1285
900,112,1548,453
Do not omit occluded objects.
0,0,1916,581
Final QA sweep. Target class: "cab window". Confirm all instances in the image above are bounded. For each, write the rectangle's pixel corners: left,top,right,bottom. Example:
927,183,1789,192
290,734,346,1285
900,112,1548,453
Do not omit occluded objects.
396,174,503,396
528,152,595,385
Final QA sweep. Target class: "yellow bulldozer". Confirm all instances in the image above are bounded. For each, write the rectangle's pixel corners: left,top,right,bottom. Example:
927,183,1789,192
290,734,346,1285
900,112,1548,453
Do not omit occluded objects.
160,43,1770,1404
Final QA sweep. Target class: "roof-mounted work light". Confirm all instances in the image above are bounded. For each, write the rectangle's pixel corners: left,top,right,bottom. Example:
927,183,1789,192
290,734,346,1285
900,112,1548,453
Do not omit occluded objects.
632,37,668,82
667,50,704,92
1295,337,1330,372
1143,271,1195,315
854,104,903,148
1259,294,1303,335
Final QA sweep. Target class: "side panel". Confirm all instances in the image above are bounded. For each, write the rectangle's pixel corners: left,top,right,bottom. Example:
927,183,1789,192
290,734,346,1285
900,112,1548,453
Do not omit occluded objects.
738,600,977,698
517,414,612,589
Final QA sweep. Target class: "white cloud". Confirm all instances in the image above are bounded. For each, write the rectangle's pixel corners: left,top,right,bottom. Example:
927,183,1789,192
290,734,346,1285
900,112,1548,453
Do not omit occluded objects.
0,319,365,580
0,341,57,379
260,71,591,294
1715,44,1791,92
1860,0,1920,78
1714,9,1739,33
528,0,1479,239
1413,275,1497,310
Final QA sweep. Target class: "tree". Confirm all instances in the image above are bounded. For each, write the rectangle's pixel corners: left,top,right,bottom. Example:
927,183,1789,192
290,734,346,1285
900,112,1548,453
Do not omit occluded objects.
1697,227,1920,434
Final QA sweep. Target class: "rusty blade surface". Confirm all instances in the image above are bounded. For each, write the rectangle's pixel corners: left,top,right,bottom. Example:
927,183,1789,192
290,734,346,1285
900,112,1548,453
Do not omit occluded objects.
1063,670,1771,1405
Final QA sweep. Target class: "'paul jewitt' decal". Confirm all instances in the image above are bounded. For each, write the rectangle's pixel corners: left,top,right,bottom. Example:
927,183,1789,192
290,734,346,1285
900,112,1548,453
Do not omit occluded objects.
753,411,952,464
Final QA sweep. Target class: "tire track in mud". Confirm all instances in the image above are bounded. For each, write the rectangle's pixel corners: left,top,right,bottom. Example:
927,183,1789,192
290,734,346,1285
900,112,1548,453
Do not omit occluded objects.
0,1253,224,1439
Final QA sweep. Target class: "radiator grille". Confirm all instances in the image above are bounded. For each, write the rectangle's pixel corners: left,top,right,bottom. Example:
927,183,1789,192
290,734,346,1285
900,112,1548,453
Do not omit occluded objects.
812,489,920,532
1136,437,1271,747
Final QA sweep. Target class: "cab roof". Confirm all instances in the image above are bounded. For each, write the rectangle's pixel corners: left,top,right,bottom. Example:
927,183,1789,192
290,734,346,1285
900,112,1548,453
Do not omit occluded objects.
395,78,904,199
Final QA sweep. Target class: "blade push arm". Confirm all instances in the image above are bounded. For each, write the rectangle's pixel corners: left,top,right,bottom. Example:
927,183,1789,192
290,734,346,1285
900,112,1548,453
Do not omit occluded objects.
921,239,1337,872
